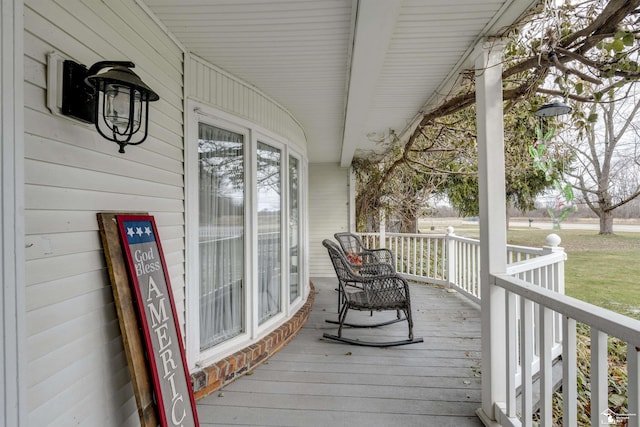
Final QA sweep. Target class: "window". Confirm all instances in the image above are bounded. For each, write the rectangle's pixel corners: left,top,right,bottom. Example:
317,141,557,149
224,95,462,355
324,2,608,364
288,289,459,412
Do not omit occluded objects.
188,106,307,365
198,123,245,349
257,142,282,324
289,155,300,302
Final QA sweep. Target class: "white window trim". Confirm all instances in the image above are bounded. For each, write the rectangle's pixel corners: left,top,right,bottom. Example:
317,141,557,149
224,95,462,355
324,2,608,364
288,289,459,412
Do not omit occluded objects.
185,100,309,369
1,0,26,424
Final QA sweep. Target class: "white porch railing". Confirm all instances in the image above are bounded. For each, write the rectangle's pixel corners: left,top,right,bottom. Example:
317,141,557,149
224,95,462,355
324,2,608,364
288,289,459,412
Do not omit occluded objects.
359,227,640,427
360,227,564,305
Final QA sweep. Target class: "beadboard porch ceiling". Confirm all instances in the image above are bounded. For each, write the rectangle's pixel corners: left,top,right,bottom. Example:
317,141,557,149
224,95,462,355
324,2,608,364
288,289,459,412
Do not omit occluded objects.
144,0,538,165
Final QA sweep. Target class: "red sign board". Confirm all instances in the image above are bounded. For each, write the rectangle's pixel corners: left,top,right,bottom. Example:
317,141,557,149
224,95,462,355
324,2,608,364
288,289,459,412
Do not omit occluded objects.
117,215,199,427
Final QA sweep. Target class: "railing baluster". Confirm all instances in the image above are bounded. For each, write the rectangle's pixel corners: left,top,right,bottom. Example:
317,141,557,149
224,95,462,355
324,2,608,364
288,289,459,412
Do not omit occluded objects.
426,237,431,278
419,237,424,277
412,237,417,276
433,238,439,276
539,304,553,426
521,298,534,426
628,345,640,427
506,291,518,418
401,236,406,274
591,328,608,427
563,317,578,426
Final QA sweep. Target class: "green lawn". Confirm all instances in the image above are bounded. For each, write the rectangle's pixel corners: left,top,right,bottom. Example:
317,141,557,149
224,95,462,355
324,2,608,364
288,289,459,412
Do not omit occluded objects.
507,227,640,319
507,226,638,422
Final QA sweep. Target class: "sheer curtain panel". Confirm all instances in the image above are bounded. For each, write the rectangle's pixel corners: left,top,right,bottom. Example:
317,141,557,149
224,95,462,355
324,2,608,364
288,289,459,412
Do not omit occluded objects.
198,123,245,349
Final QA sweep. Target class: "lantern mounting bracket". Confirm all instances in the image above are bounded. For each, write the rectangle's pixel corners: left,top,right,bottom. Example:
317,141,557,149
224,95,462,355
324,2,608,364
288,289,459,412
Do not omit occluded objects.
61,60,135,124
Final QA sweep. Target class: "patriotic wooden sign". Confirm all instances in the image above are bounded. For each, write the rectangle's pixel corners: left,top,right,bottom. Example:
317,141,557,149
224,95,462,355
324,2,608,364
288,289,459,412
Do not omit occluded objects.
116,215,199,427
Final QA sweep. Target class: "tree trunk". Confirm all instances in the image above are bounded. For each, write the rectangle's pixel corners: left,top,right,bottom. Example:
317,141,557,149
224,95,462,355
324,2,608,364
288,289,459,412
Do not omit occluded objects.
399,216,418,234
599,210,614,234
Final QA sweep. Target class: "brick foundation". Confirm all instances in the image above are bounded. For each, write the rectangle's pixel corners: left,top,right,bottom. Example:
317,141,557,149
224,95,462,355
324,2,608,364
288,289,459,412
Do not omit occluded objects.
192,281,316,400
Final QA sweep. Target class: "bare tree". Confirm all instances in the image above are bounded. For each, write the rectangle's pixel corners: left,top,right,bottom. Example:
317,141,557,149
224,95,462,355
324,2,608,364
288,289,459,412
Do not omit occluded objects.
567,82,640,234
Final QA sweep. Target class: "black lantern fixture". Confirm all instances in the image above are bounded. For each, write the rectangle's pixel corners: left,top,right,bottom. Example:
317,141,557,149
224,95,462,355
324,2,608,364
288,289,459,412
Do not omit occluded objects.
534,101,572,118
61,60,159,153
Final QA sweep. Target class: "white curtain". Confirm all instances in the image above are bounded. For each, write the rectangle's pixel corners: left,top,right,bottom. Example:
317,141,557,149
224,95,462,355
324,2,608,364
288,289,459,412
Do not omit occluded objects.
198,123,245,350
257,142,282,324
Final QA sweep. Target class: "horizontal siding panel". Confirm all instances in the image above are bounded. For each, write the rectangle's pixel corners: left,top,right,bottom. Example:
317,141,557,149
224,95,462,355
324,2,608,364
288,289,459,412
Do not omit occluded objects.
26,269,108,311
28,340,132,426
154,224,184,241
26,250,104,287
28,316,122,388
25,185,183,212
308,163,349,277
25,159,183,199
25,251,104,286
25,131,182,187
24,109,184,177
26,304,118,363
25,210,183,234
26,285,114,336
49,367,138,427
25,230,102,261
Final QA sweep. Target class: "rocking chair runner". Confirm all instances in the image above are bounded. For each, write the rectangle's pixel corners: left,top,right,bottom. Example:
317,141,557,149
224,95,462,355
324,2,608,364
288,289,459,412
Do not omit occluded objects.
334,232,396,272
322,239,423,347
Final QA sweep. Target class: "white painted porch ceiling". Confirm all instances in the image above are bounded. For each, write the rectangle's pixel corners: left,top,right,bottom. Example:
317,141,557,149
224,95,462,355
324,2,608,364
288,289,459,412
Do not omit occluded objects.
144,0,537,164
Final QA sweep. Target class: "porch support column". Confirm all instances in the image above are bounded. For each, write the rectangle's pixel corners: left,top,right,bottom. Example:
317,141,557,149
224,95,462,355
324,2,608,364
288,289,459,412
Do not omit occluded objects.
474,39,508,423
1,0,25,426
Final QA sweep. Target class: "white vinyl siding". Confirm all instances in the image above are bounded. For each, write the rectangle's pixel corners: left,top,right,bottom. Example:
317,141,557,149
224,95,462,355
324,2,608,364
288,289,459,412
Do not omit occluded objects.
187,55,307,156
308,163,350,277
23,1,183,426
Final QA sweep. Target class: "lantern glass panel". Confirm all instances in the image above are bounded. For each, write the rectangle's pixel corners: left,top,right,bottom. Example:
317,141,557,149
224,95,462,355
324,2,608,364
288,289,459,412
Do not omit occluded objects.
104,83,142,133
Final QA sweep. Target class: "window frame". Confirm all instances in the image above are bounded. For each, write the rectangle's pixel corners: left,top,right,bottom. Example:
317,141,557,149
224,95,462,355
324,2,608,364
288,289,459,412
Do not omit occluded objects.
185,101,307,369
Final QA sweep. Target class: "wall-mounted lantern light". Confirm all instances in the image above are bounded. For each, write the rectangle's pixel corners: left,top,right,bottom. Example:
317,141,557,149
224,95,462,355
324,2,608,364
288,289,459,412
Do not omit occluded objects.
61,60,159,153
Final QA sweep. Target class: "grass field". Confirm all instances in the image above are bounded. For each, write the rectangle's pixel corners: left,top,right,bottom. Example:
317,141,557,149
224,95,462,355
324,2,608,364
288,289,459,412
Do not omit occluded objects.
509,227,640,319
418,218,640,319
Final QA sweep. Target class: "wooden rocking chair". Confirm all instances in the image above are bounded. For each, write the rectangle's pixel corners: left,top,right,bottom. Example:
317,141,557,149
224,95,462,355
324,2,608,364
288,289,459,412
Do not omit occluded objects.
322,239,423,347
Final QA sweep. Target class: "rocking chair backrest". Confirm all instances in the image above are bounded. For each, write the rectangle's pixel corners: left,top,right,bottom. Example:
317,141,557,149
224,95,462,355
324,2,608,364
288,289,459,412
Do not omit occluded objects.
334,232,365,255
334,232,396,271
322,239,358,285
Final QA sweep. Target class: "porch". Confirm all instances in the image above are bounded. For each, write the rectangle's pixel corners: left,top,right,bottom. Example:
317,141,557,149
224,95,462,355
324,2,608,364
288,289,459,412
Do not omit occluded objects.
197,276,483,426
197,229,640,426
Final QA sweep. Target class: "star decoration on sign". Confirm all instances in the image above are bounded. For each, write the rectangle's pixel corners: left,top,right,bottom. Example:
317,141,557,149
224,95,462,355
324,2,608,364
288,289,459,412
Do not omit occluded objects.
144,226,152,236
136,227,143,236
127,227,135,237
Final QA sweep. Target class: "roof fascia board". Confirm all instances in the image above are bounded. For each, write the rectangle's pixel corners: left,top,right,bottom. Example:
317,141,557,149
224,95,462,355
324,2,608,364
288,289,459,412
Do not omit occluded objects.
340,0,403,167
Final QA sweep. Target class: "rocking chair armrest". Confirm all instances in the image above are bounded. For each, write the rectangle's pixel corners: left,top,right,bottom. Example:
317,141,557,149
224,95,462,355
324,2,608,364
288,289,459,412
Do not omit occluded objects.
357,273,409,290
368,248,393,257
359,262,395,276
366,248,395,264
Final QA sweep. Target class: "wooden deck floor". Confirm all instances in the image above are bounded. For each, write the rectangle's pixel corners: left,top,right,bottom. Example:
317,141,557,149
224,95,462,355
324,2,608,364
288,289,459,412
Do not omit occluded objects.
197,277,483,427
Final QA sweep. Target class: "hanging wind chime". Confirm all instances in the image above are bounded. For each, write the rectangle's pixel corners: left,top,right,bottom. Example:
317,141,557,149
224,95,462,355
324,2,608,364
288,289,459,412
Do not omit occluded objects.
530,99,575,229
